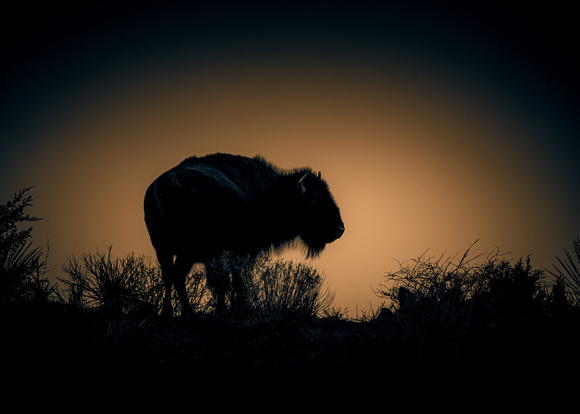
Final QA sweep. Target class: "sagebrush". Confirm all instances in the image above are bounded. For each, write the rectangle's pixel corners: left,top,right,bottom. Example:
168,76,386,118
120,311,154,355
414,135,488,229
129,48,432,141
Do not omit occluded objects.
375,243,550,362
59,247,209,317
206,251,335,322
58,248,333,322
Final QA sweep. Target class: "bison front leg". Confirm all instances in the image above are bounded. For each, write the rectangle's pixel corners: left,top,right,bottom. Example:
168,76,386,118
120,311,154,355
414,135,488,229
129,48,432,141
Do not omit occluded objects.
205,261,230,314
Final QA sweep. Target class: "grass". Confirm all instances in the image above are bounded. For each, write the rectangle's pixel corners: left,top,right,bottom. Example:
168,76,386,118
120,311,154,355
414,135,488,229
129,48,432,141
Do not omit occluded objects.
2,188,580,381
5,243,579,379
58,247,209,317
374,243,552,365
205,251,335,323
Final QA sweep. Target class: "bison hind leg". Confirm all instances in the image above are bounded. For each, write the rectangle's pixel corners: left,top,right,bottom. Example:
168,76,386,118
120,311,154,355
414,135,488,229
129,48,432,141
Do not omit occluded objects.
157,251,196,317
157,252,175,318
171,254,196,317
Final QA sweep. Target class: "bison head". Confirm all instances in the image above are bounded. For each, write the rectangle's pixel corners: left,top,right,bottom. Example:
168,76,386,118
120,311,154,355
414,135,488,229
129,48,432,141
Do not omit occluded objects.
294,171,344,257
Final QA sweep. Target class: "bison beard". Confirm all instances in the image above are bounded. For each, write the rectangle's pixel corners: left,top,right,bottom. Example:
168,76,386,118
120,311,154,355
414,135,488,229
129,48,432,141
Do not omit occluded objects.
144,153,345,316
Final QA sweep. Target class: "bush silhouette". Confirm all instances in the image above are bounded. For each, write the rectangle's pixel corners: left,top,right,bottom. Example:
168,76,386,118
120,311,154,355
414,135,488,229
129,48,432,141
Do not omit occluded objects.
375,243,550,363
59,248,333,323
549,237,580,307
205,251,334,323
0,187,54,306
4,187,579,373
59,247,210,317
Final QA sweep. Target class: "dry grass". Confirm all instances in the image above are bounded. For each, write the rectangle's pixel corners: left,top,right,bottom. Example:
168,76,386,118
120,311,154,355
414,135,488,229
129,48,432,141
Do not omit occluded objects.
59,247,209,317
6,188,580,377
58,248,334,324
206,251,335,323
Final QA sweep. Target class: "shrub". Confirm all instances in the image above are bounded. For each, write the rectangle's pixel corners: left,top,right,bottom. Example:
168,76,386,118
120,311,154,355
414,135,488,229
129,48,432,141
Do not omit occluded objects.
59,247,333,322
0,187,54,305
206,252,335,323
59,247,211,317
549,237,580,307
247,257,335,323
375,242,547,362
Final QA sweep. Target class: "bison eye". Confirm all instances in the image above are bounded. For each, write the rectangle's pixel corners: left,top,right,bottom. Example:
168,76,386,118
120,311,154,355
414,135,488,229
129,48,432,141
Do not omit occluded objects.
310,200,318,207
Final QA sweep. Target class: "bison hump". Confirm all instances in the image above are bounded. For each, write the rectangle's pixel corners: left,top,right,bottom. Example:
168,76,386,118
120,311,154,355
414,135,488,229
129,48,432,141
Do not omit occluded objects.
170,164,248,202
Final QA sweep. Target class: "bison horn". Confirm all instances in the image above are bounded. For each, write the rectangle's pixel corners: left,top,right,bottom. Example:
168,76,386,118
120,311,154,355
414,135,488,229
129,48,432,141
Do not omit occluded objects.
317,171,321,179
297,172,309,194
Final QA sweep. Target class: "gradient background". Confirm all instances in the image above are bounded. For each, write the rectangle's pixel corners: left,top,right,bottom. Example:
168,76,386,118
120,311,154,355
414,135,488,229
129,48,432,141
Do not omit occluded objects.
2,1,579,314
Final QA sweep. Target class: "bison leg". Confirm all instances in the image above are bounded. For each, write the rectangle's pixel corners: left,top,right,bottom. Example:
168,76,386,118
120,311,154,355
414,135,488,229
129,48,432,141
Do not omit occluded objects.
158,253,175,318
205,261,229,314
173,255,196,316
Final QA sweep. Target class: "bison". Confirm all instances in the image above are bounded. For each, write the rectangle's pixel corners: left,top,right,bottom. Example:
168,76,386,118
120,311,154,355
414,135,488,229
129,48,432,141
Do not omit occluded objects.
144,153,345,316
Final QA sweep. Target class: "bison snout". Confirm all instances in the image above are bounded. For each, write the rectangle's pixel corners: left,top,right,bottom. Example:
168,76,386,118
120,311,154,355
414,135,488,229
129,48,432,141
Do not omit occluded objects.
335,225,345,239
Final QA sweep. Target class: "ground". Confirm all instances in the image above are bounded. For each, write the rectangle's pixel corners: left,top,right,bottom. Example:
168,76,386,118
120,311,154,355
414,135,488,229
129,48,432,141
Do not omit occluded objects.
3,300,578,386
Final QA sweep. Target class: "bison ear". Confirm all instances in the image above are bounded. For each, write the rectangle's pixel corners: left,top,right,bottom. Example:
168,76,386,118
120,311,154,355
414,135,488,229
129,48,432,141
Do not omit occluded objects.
297,172,309,194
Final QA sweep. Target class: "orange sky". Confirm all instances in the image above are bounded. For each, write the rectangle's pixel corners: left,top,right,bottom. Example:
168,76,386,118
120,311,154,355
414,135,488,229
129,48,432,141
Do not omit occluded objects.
2,2,579,313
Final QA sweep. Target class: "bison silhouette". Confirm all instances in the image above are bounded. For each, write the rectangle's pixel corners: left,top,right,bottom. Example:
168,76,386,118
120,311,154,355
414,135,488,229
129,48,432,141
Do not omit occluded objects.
144,153,345,316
